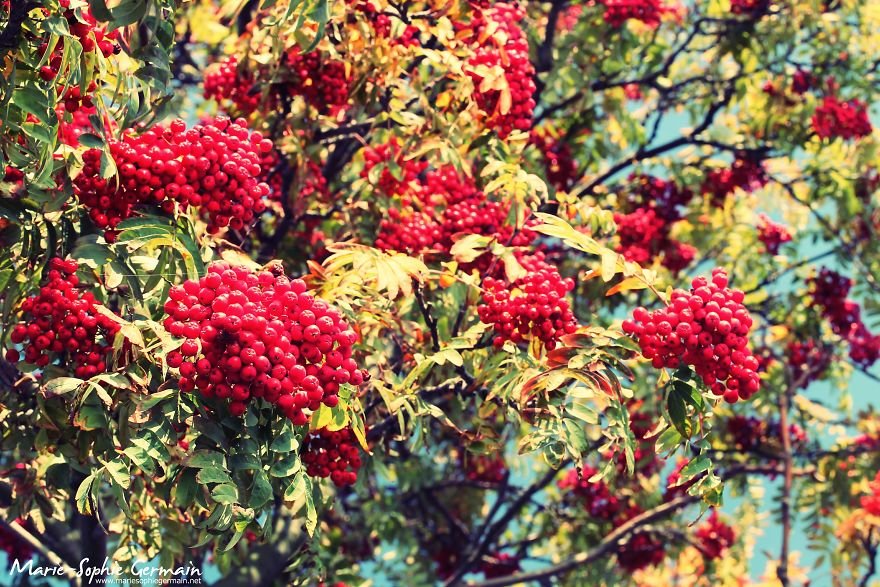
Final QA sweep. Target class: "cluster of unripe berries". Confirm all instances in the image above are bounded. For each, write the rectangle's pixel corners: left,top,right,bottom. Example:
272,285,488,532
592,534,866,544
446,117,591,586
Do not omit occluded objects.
301,427,362,487
464,3,535,138
812,97,873,141
808,269,880,368
622,269,761,403
599,0,667,27
756,213,793,255
478,253,578,349
7,258,120,378
163,262,365,424
75,117,272,241
701,153,768,207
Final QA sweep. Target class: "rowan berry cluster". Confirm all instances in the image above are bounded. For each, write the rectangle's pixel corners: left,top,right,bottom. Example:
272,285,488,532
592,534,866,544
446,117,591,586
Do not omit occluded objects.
287,49,351,116
163,262,364,424
624,174,694,219
75,117,272,241
0,520,33,565
557,467,621,520
622,269,761,403
702,154,768,207
808,269,880,367
301,427,362,487
791,69,814,95
614,412,660,476
480,553,520,579
616,510,665,571
695,511,736,560
786,339,832,388
613,207,696,273
599,0,667,27
461,452,507,484
757,214,793,255
812,97,873,141
478,254,577,349
465,3,536,138
860,472,880,516
7,258,120,378
726,414,807,452
730,0,769,15
349,0,420,46
361,139,428,200
37,4,120,83
529,128,578,191
663,457,696,499
204,57,263,116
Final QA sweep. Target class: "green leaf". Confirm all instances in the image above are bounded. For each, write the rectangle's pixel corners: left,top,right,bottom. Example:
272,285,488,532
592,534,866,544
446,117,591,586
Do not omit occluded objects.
197,467,234,485
75,471,102,515
173,469,198,507
249,469,273,509
211,484,239,505
43,377,84,395
187,451,227,469
102,458,131,490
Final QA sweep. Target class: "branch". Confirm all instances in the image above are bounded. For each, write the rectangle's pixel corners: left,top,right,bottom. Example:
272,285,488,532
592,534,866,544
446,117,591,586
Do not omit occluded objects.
859,530,878,587
0,519,80,584
776,376,796,587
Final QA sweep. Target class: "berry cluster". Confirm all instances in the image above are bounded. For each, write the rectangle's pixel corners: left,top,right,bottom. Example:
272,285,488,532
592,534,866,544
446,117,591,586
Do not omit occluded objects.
786,339,832,388
361,139,428,200
7,258,120,378
812,97,873,141
461,452,507,484
75,117,272,240
600,0,667,27
726,414,807,452
702,154,768,207
37,4,120,83
756,214,793,255
860,472,880,516
349,0,421,46
613,412,660,476
0,520,33,566
478,254,577,349
465,3,536,138
730,0,769,15
204,57,263,116
287,49,351,116
613,207,696,273
791,69,814,95
622,269,761,403
624,174,694,220
695,511,736,560
480,553,520,579
808,268,880,368
163,262,365,423
301,427,362,487
557,467,621,520
529,128,578,192
663,457,696,500
616,509,665,571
